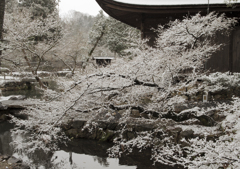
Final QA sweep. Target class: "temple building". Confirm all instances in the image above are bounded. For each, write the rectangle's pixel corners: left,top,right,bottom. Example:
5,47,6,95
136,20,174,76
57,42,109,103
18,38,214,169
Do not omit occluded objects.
96,0,240,72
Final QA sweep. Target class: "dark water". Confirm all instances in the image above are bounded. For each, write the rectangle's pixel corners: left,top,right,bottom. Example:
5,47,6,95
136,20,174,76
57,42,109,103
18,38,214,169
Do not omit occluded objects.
2,88,43,99
0,122,180,169
0,122,137,169
1,80,58,99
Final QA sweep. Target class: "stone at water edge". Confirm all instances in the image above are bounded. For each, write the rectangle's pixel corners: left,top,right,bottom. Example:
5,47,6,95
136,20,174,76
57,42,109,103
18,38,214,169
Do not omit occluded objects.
8,156,22,164
9,95,27,100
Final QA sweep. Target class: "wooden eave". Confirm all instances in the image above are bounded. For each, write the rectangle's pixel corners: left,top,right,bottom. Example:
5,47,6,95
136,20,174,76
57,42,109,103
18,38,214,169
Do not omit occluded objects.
96,0,240,30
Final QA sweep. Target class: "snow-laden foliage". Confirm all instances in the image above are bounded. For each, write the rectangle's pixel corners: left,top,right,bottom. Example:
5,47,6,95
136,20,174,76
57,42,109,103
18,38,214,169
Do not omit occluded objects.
89,10,140,57
9,12,239,169
106,97,240,168
18,0,57,18
3,7,62,60
225,0,239,6
3,5,63,88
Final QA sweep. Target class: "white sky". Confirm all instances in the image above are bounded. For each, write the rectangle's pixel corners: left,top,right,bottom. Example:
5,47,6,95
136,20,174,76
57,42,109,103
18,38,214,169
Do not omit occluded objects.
59,0,102,16
59,0,227,16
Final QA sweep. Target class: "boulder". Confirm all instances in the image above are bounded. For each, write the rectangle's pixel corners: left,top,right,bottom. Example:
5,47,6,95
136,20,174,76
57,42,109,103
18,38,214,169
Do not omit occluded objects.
72,120,86,129
130,109,141,118
180,129,194,140
172,103,190,113
9,95,27,100
8,156,22,164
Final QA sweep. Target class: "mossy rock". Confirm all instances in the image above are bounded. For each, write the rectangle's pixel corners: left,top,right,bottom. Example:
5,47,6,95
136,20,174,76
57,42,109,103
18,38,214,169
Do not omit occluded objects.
99,130,115,142
65,129,79,138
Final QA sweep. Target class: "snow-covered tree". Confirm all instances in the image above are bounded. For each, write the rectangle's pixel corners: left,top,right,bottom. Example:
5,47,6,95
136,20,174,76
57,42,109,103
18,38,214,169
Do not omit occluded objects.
0,0,5,48
104,17,140,56
152,12,236,87
8,12,238,169
89,11,140,57
3,4,63,88
88,10,108,57
18,0,57,18
225,0,238,6
54,11,95,75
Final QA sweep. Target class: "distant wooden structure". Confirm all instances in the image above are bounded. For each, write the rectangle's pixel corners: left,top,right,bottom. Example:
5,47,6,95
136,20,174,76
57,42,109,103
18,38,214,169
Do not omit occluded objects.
96,0,240,72
93,57,114,66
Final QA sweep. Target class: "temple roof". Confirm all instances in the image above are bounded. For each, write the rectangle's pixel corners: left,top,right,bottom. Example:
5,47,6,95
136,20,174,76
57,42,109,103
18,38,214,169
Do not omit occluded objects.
96,0,240,45
96,0,240,29
113,0,225,5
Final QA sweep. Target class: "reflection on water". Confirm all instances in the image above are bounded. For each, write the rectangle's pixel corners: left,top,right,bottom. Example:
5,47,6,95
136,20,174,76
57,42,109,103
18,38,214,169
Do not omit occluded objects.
0,122,14,155
0,122,136,169
1,80,59,99
0,122,181,169
51,151,135,169
2,88,43,99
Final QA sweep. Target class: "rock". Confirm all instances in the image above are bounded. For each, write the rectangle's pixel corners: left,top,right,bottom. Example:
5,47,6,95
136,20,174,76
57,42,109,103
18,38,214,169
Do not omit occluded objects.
180,129,194,140
99,130,115,142
97,121,108,130
180,139,191,147
111,112,122,121
19,162,31,169
0,155,30,169
196,115,216,127
130,109,140,118
206,110,226,122
140,112,149,119
141,111,160,119
65,73,73,78
122,130,136,141
134,124,154,132
72,120,86,129
107,122,118,130
107,92,119,100
12,112,28,120
0,114,7,121
172,103,190,113
8,156,22,164
9,95,26,100
2,155,10,160
162,110,197,122
66,129,79,138
166,127,182,143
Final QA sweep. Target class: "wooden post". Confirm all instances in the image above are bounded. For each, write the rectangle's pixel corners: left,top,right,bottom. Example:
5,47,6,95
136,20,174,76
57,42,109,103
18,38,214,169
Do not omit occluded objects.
141,13,145,39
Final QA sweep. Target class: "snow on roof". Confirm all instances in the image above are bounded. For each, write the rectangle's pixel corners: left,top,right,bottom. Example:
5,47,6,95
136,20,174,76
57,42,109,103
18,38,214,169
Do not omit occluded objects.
113,0,225,5
93,57,114,60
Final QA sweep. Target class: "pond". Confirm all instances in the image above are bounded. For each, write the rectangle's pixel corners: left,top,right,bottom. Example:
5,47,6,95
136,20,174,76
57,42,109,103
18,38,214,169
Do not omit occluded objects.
1,79,59,99
1,122,169,169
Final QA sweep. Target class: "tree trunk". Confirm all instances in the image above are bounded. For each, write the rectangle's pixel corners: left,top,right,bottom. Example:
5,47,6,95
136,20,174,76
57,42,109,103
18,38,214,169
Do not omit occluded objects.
0,0,5,73
88,27,105,58
0,0,5,42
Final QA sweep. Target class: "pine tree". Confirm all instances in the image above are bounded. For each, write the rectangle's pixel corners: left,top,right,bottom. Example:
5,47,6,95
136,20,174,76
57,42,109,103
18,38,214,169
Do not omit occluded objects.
0,0,5,62
18,0,57,18
89,11,140,57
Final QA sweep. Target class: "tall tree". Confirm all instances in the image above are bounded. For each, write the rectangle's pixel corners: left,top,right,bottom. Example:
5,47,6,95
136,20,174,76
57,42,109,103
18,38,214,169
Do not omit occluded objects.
0,0,5,46
3,5,62,88
19,0,57,18
89,11,140,57
88,10,108,57
0,0,5,72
